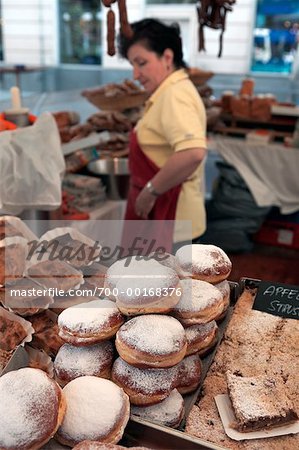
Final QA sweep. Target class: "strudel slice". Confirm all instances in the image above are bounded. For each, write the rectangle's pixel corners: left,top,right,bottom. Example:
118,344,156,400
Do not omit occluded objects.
226,371,298,432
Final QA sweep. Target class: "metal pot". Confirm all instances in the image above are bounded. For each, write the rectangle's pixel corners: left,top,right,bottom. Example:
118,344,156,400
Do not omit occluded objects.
87,157,130,200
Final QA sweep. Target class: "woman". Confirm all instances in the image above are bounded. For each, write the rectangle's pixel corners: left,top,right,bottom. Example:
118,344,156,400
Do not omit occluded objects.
118,18,207,251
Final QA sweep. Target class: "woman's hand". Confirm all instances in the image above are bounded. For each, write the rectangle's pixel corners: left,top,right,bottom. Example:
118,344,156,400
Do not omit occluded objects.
134,147,206,219
135,188,157,219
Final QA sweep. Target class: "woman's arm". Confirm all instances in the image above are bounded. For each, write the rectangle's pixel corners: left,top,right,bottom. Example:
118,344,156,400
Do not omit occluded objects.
135,147,206,219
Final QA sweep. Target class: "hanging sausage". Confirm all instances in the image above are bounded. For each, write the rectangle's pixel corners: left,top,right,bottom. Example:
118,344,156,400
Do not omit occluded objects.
101,0,133,57
196,0,236,57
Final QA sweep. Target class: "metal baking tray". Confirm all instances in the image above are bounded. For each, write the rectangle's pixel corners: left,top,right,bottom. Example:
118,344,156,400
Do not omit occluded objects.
239,276,261,293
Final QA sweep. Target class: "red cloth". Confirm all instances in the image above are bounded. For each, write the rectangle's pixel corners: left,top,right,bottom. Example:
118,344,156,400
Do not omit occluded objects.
122,130,181,254
125,130,181,220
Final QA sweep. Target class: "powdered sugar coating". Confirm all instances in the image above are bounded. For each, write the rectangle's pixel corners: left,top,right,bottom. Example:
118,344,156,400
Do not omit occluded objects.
214,279,230,298
54,341,114,382
58,298,122,334
0,367,61,449
226,372,297,426
185,321,217,343
175,244,231,279
176,354,202,392
58,376,129,444
173,279,223,313
131,389,184,427
107,257,179,294
116,315,186,356
112,357,177,394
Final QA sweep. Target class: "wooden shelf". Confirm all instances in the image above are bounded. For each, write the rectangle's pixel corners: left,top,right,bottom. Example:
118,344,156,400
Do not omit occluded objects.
215,113,295,141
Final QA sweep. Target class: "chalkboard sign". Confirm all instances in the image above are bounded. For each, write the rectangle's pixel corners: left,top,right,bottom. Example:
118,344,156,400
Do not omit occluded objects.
253,281,299,320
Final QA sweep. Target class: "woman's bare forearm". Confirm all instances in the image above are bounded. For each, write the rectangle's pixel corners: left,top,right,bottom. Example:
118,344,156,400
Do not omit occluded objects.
150,147,206,194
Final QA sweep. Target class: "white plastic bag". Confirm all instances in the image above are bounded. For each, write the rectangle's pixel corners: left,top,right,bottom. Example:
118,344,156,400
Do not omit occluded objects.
0,112,65,214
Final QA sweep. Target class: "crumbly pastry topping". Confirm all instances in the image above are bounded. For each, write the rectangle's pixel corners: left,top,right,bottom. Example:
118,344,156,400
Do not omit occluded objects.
0,348,13,373
226,372,298,431
0,314,27,352
185,289,299,448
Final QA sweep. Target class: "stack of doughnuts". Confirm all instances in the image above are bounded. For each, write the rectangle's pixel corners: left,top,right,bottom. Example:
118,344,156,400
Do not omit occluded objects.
55,298,124,383
111,314,202,427
53,298,130,445
171,244,232,356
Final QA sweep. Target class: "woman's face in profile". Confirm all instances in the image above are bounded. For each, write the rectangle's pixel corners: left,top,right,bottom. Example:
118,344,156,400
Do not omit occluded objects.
128,43,171,94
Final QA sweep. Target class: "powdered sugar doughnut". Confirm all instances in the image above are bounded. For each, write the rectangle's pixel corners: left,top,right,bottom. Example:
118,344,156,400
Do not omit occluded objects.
115,315,187,368
111,357,177,406
73,442,149,450
214,279,230,321
175,244,232,283
0,367,66,450
131,388,185,428
172,279,224,325
58,298,125,345
56,376,130,447
176,354,202,395
54,341,114,386
185,321,218,356
106,257,181,315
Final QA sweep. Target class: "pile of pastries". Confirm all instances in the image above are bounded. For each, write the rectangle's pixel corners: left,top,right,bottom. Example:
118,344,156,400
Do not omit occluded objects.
0,215,234,448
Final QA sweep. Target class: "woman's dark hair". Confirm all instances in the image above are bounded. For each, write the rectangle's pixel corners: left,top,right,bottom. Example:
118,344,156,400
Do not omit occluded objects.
118,18,187,69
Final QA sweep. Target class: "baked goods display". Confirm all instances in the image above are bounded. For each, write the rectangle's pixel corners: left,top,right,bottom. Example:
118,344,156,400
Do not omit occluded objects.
0,218,244,448
185,321,218,356
226,371,298,432
30,314,64,358
58,298,125,345
175,244,232,283
131,388,185,428
0,307,34,353
35,227,102,269
0,238,28,286
73,442,151,450
185,287,299,449
27,260,83,291
115,315,187,368
214,279,230,321
54,341,114,386
107,257,181,315
56,376,130,446
0,367,66,449
0,276,54,316
111,357,178,406
82,80,148,112
172,279,224,325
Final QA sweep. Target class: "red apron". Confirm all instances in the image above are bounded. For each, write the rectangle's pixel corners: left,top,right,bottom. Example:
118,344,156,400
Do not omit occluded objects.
121,130,181,254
